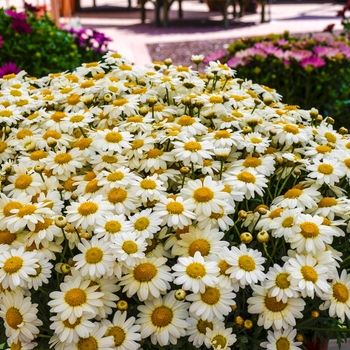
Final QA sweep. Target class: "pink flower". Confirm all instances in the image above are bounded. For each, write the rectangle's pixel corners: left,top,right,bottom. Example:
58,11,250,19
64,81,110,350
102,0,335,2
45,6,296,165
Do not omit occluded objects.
227,56,245,68
313,46,340,59
0,62,21,78
203,50,226,64
301,56,326,68
0,36,3,48
4,9,27,20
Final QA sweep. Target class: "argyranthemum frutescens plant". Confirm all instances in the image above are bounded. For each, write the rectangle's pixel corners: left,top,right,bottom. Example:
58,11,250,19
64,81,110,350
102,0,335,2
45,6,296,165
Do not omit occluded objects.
0,53,350,350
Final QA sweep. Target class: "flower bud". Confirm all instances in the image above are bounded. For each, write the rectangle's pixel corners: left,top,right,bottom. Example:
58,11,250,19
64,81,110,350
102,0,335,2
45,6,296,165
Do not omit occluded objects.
104,93,113,102
263,96,273,105
34,164,44,173
244,319,253,329
311,310,319,318
180,166,190,174
269,129,277,136
57,185,64,192
80,232,92,239
315,115,323,122
235,316,244,326
242,126,252,134
310,108,318,119
293,168,301,176
60,263,71,275
181,96,191,106
295,333,304,342
240,232,253,244
257,230,269,243
164,58,173,67
148,96,158,106
139,105,149,115
174,289,187,301
230,304,237,311
55,215,67,228
47,137,57,148
256,205,268,215
117,300,129,311
71,193,78,201
238,210,248,219
325,116,334,125
339,127,348,135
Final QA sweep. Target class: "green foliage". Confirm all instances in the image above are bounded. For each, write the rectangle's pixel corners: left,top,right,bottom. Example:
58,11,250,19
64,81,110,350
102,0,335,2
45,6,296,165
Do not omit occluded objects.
205,32,350,129
0,6,108,78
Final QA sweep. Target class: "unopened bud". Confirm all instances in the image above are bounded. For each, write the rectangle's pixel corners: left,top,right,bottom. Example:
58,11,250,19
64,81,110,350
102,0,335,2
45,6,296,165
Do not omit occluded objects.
235,316,244,326
311,310,320,318
240,232,253,244
117,300,129,311
257,230,269,243
238,210,248,219
269,129,277,136
315,115,323,122
47,137,57,148
71,193,78,201
276,156,284,165
55,215,67,228
104,93,113,102
60,263,71,274
256,205,268,215
174,289,187,301
195,100,204,109
242,126,252,134
57,185,64,192
148,96,158,106
206,72,215,80
231,304,237,311
263,96,273,105
181,96,191,106
164,58,173,67
295,333,304,342
180,166,190,174
80,232,92,239
326,116,335,125
310,108,318,118
139,105,149,115
294,168,301,176
339,127,348,135
244,319,253,329
34,164,44,173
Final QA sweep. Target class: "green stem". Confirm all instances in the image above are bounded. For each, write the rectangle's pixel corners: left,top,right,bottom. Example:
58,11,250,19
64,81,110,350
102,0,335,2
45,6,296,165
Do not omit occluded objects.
79,126,87,138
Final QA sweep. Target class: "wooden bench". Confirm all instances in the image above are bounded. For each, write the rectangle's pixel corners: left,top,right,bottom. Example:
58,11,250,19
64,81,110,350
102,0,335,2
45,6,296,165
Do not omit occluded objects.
140,0,268,29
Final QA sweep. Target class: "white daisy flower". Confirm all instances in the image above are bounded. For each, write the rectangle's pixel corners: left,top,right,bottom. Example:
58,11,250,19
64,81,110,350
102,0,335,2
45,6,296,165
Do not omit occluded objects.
89,151,129,172
320,269,350,322
230,155,276,176
91,127,133,153
260,327,303,350
131,174,167,203
0,246,38,290
65,195,114,230
309,195,350,221
74,236,116,278
247,285,305,330
172,251,219,293
138,146,174,173
106,186,140,216
26,252,53,290
180,176,230,217
238,132,271,154
118,256,173,301
94,213,132,242
96,167,140,190
153,195,196,229
174,115,208,136
286,254,330,298
272,122,310,148
203,129,237,149
225,244,266,287
204,324,237,350
60,109,94,134
268,208,302,239
186,285,236,321
136,291,189,346
306,157,344,186
101,311,141,350
111,231,147,266
0,290,42,344
128,208,163,239
48,276,104,323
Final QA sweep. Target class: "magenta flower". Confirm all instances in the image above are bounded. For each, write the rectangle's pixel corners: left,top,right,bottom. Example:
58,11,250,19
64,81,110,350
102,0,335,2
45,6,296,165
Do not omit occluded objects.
0,62,21,78
227,56,245,68
0,36,3,48
203,50,226,64
4,9,27,20
286,49,313,62
313,46,340,59
11,19,32,34
301,56,326,69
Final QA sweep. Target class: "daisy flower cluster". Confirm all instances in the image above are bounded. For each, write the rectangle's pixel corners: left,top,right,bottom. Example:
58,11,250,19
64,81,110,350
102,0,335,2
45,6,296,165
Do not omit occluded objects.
0,52,350,350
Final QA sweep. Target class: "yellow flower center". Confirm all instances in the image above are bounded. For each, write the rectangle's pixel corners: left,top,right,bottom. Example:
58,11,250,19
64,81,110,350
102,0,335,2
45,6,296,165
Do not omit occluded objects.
105,131,123,143
134,217,150,231
151,306,173,327
74,138,92,150
147,148,163,159
43,130,61,140
209,95,223,104
344,158,350,169
212,335,227,350
80,80,94,88
250,137,262,144
6,308,23,329
133,262,157,282
77,202,99,216
108,188,127,203
166,201,184,214
284,188,302,199
301,266,318,283
64,288,87,306
107,172,124,182
188,239,210,257
51,111,66,122
186,262,206,278
85,179,102,194
102,154,119,164
265,296,286,312
318,197,337,207
105,220,121,234
184,141,202,152
14,174,32,189
275,272,290,289
140,179,157,190
77,336,98,350
61,87,73,94
119,64,132,71
0,230,16,245
214,130,230,139
238,255,256,271
269,208,284,219
127,116,143,123
122,241,138,254
62,317,82,329
70,115,85,123
30,150,48,160
85,247,103,264
201,287,220,305
10,89,22,97
54,153,72,165
0,141,7,153
17,129,33,139
16,99,28,107
318,164,334,175
324,132,337,143
281,216,294,228
193,187,214,202
315,145,332,154
3,202,22,217
197,319,213,334
283,124,299,134
237,171,256,183
276,337,290,350
333,282,349,303
243,157,262,168
300,222,319,238
67,94,81,105
34,218,53,232
107,326,126,346
132,139,144,149
177,115,195,126
218,260,231,275
16,204,36,217
0,110,12,117
3,256,23,274
113,98,128,106
86,62,98,68
3,73,16,79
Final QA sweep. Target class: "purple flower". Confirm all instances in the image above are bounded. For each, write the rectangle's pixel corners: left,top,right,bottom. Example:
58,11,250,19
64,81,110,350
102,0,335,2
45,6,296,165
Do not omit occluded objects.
203,50,226,64
286,49,313,62
313,46,340,59
277,39,289,46
0,62,21,78
227,57,245,68
301,56,326,68
11,19,32,34
4,9,27,20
